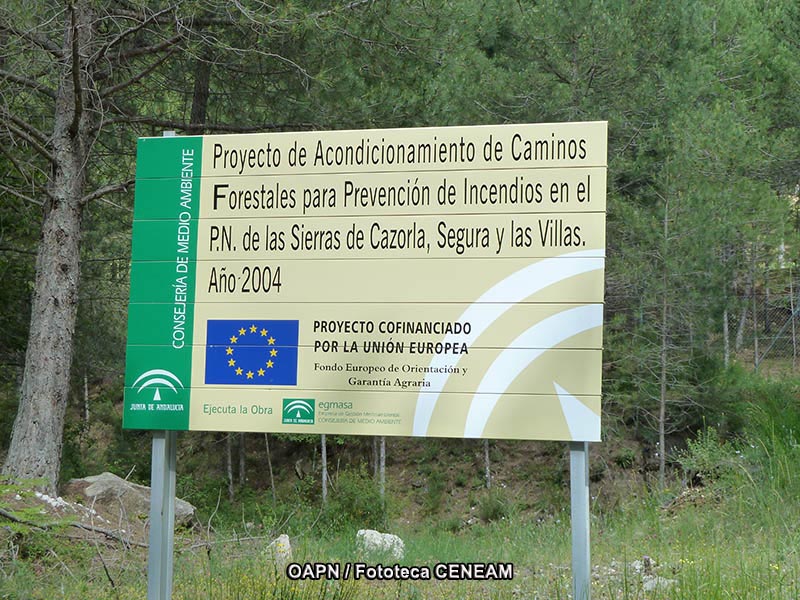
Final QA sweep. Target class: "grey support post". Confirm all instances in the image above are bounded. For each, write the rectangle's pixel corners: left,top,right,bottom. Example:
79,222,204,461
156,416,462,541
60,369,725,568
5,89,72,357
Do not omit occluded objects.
147,430,177,600
570,441,591,600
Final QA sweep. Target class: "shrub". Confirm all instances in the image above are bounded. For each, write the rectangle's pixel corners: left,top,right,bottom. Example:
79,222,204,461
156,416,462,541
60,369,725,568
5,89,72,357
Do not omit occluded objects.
326,467,386,532
477,489,510,522
677,427,745,489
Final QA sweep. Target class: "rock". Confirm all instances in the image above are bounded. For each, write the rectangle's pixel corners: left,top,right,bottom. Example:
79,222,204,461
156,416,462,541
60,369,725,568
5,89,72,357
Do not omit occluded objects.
63,472,196,528
642,574,677,592
265,534,292,567
356,529,405,560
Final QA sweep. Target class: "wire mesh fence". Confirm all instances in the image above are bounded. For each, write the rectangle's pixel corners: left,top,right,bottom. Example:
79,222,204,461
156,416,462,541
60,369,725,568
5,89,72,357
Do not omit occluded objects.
728,272,800,372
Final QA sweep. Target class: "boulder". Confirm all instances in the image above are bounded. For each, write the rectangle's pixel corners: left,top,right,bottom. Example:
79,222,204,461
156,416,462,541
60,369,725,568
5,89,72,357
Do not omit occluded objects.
642,574,677,592
356,529,405,561
64,472,196,528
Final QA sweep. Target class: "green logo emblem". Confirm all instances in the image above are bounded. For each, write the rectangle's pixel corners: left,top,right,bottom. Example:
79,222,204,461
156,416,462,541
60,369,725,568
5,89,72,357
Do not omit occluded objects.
282,399,315,425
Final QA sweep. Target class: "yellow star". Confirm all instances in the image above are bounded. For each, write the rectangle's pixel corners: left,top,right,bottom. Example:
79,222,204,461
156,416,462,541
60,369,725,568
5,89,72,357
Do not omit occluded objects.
230,335,238,344
250,324,257,333
235,367,243,375
228,359,235,367
238,327,246,336
226,347,234,355
257,368,265,376
268,336,276,345
266,360,274,368
260,329,268,336
246,371,254,379
270,349,278,357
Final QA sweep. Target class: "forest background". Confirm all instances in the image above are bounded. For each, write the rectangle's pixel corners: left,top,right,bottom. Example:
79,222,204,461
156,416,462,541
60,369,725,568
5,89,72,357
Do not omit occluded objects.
1,1,800,597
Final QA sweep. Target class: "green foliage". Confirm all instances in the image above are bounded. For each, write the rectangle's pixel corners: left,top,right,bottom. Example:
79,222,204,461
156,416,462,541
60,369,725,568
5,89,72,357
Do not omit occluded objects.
613,447,637,469
477,489,510,523
739,376,800,497
422,469,446,516
678,372,800,499
1,0,799,515
175,562,360,600
439,515,463,534
678,427,746,489
325,468,386,532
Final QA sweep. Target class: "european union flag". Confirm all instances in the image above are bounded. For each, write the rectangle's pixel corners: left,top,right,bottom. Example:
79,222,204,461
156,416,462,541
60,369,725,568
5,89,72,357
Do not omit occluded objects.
205,319,299,386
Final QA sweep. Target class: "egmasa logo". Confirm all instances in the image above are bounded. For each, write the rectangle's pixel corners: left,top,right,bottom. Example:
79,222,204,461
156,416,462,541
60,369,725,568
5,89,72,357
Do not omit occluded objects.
131,369,184,402
282,399,315,425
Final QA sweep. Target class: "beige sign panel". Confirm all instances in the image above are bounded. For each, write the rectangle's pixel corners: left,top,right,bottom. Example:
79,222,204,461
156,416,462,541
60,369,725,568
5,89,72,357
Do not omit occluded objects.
198,122,607,177
194,168,607,219
189,213,606,260
131,121,607,440
190,256,606,304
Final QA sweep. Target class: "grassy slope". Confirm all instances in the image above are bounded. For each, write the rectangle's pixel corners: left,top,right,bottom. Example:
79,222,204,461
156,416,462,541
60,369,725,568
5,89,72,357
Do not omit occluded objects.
3,372,800,598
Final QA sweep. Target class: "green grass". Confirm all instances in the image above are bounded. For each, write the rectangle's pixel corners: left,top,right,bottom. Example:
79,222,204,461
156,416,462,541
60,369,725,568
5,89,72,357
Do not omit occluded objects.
4,377,800,599
3,486,799,599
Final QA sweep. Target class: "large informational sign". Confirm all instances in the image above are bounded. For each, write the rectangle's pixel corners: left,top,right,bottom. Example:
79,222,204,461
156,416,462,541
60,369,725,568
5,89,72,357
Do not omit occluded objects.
123,122,607,441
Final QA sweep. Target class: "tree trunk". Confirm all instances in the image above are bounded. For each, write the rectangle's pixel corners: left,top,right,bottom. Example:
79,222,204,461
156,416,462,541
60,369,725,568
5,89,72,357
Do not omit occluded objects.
373,436,379,478
2,192,84,493
658,196,669,490
484,439,492,489
226,434,234,501
752,249,759,369
1,4,95,494
238,433,246,487
84,373,90,425
723,308,730,367
189,51,213,134
735,303,747,351
321,434,328,506
791,275,797,367
659,291,668,490
379,436,386,499
264,433,276,503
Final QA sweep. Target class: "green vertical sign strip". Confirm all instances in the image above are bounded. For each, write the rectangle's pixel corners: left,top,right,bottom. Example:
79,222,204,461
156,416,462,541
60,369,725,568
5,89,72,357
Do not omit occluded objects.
124,136,203,430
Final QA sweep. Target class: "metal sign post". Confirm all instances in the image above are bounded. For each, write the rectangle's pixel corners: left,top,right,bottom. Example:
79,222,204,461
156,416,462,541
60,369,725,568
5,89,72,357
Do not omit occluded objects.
144,128,179,600
147,430,177,600
570,441,591,600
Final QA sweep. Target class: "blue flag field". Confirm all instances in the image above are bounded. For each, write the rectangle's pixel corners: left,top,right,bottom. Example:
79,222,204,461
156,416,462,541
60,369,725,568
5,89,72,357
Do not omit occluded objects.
205,319,299,386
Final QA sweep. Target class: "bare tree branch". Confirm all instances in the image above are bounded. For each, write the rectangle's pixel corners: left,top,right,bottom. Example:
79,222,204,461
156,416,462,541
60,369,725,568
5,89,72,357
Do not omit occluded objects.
102,114,315,133
0,116,56,165
0,18,65,58
115,33,184,61
0,69,57,99
312,0,377,20
1,106,52,147
0,143,49,188
81,179,134,206
101,47,178,99
90,4,179,65
0,246,38,256
0,182,45,206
